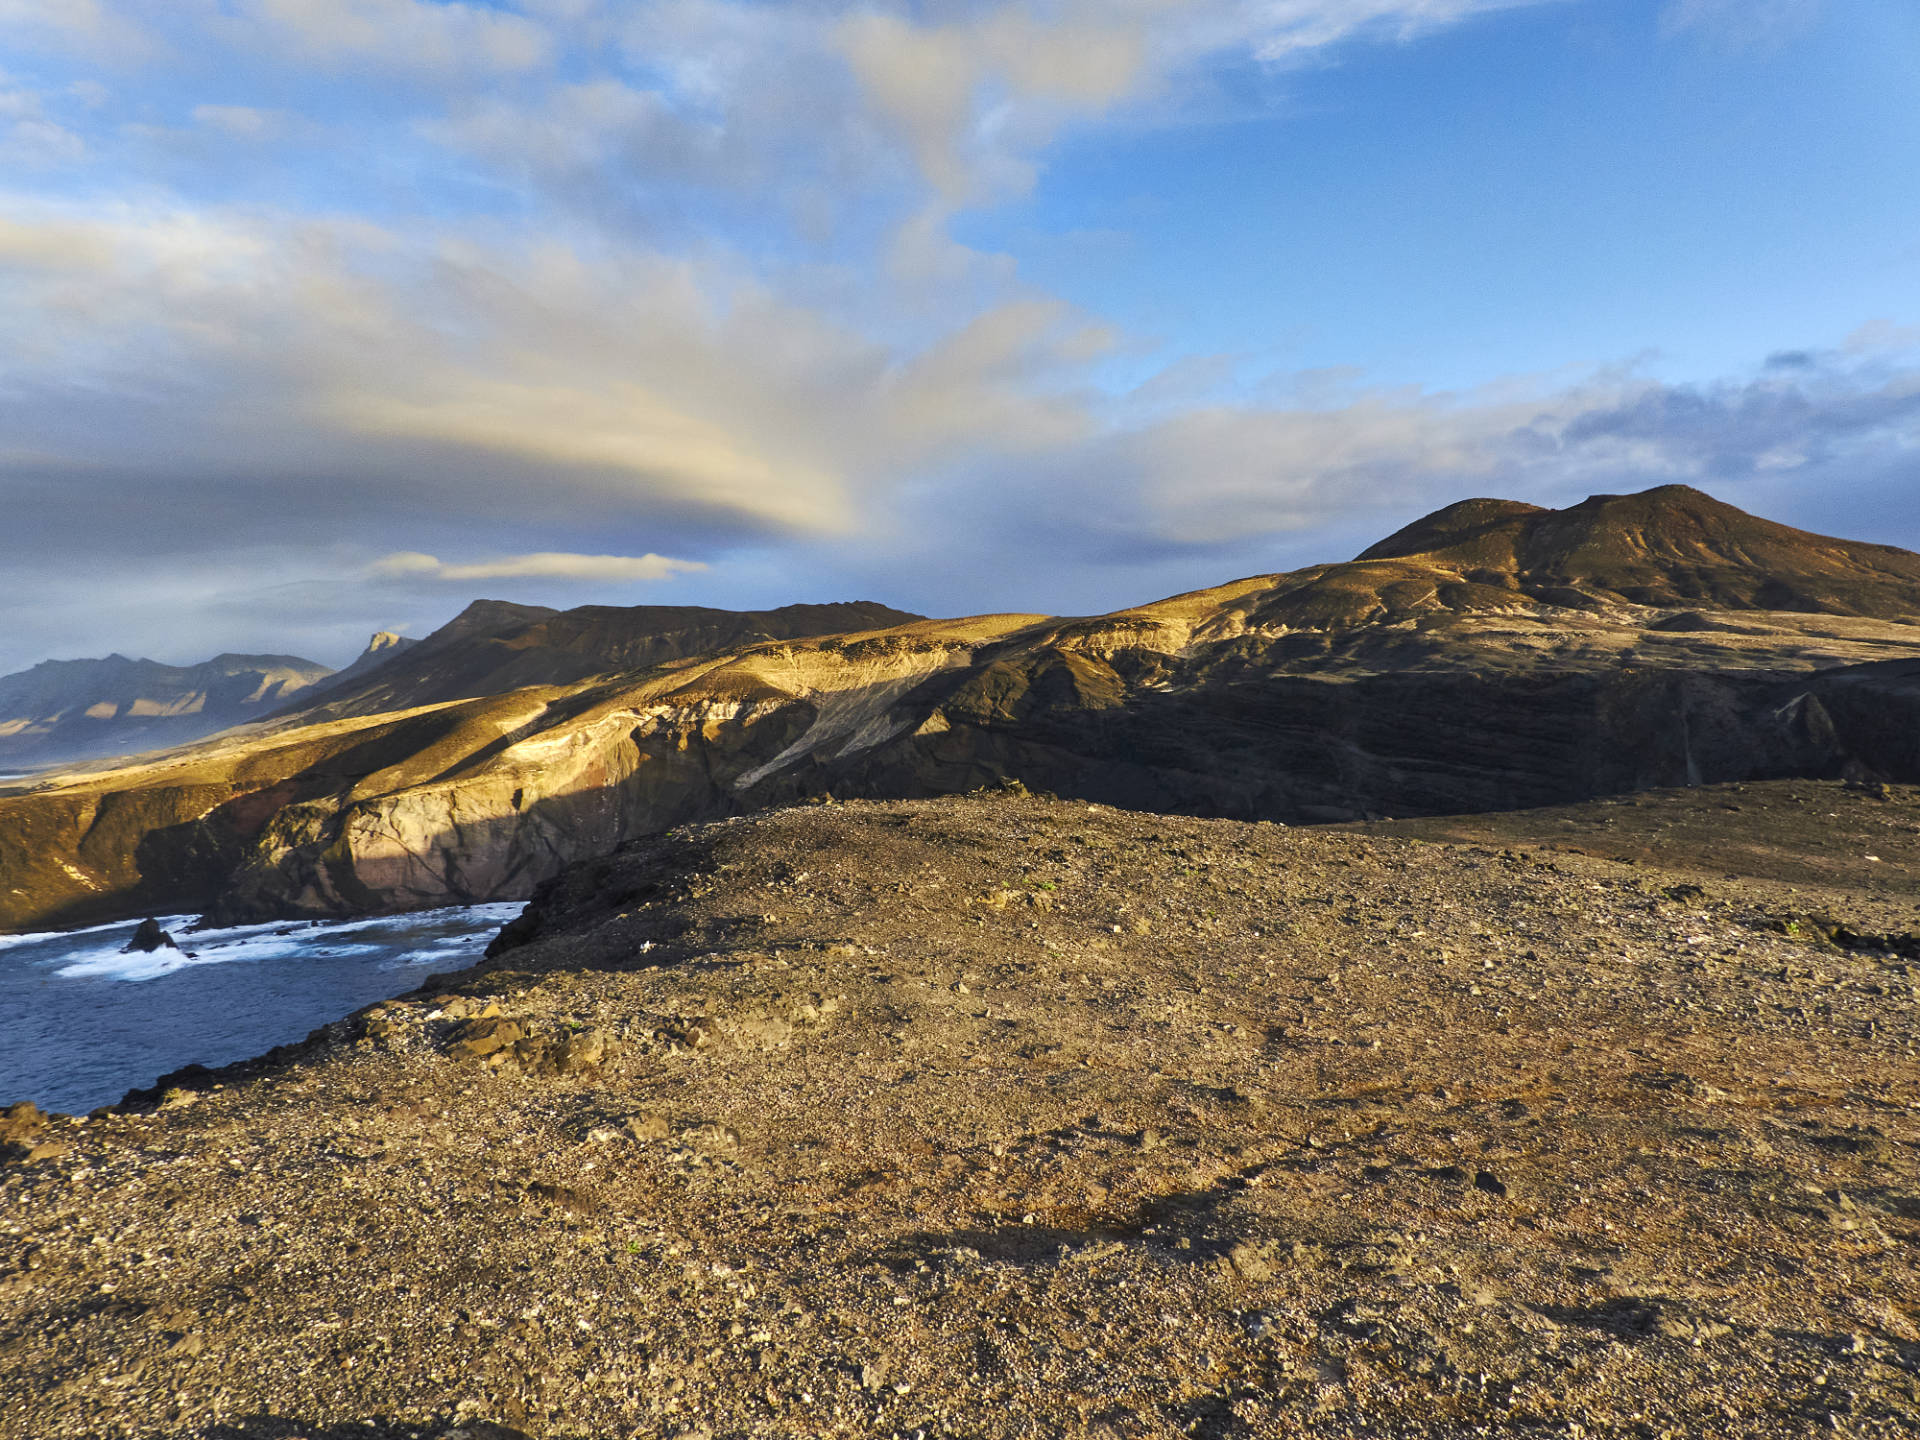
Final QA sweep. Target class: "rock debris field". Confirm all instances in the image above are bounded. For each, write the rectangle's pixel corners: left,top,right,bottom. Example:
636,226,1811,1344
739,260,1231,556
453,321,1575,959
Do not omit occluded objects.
4,782,1920,1439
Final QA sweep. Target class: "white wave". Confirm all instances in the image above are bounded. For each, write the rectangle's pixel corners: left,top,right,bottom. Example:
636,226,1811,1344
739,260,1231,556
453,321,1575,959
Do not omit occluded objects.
0,914,197,952
42,901,523,983
392,947,471,966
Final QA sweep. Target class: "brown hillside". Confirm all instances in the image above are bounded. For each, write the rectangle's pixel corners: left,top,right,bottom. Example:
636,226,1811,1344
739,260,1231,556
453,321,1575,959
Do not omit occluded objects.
1355,484,1920,617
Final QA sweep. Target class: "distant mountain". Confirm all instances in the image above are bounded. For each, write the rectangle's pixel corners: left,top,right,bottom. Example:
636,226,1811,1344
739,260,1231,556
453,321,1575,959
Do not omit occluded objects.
286,632,421,710
1132,485,1920,639
286,600,928,720
0,653,335,771
1351,484,1920,616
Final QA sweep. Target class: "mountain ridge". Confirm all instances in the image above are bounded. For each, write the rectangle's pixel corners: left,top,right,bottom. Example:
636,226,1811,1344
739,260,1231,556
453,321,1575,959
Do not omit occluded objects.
280,599,929,723
0,651,337,772
5,485,1920,933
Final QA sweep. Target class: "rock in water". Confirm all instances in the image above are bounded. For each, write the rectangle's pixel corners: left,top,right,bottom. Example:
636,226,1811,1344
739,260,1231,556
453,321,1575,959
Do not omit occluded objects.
124,918,178,954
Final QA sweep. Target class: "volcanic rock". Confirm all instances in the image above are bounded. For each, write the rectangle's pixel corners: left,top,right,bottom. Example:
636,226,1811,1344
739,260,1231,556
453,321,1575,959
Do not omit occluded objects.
122,918,177,954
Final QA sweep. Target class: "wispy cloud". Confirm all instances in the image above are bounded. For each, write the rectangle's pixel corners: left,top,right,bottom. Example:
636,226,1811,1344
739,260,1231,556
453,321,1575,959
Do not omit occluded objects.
0,85,86,167
189,104,287,140
0,203,1107,563
1661,0,1824,53
372,550,708,583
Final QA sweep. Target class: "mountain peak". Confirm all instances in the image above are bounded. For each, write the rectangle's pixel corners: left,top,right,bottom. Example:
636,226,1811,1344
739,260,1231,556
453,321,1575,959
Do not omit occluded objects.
1356,497,1548,562
1346,484,1920,619
364,631,409,655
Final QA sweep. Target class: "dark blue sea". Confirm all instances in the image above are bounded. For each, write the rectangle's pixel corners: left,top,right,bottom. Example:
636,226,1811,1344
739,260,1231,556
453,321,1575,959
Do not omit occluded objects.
0,903,524,1114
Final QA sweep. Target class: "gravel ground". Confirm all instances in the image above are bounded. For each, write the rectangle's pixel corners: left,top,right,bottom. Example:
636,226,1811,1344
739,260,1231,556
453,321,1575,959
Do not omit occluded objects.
3,783,1919,1439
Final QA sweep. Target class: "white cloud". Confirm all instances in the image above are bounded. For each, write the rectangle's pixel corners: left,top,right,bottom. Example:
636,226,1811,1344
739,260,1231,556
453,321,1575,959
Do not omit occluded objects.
0,203,1109,550
1660,0,1822,51
372,550,708,582
830,0,1557,203
0,87,86,167
1243,0,1555,61
190,104,286,140
234,0,551,73
1055,351,1920,551
405,0,1568,234
20,0,1906,673
1846,319,1920,355
0,0,148,60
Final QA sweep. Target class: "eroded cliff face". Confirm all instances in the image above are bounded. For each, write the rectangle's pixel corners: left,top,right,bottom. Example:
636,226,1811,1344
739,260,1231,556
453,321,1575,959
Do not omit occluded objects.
6,597,1920,933
9,486,1920,932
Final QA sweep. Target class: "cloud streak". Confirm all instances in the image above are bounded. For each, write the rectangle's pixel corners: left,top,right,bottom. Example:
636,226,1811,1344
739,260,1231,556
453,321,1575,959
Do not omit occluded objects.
372,550,709,583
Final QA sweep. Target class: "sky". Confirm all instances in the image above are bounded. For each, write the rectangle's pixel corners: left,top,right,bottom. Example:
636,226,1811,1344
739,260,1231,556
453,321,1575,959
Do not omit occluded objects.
0,0,1916,673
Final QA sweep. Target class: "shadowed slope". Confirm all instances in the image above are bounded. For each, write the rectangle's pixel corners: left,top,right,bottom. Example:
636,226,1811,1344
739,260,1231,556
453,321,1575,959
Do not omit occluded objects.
288,600,927,721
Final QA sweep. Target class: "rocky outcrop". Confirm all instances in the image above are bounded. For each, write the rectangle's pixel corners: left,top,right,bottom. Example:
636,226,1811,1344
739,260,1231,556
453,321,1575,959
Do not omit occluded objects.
6,487,1920,933
122,918,177,954
290,631,420,707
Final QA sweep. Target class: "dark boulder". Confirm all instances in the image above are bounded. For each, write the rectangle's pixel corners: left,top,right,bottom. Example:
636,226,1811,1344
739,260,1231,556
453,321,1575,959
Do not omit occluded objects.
124,917,178,953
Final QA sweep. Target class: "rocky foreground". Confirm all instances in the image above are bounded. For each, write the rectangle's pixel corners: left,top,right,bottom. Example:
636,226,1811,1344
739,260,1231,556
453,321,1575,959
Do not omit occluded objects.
4,783,1920,1439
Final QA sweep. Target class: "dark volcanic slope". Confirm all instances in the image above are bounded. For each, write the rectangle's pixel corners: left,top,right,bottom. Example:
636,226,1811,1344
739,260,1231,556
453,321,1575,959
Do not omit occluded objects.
0,652,334,771
4,789,1918,1439
290,599,927,721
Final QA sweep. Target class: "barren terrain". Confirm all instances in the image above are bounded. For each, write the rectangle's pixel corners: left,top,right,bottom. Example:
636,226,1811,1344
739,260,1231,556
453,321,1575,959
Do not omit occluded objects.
4,782,1918,1438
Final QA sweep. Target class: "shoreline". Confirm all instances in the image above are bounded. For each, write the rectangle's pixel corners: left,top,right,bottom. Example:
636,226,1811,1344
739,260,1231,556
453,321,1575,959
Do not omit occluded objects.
0,902,525,1118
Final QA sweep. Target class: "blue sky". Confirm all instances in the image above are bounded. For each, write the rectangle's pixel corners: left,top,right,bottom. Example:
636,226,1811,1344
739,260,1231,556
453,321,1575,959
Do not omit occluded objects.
0,0,1916,671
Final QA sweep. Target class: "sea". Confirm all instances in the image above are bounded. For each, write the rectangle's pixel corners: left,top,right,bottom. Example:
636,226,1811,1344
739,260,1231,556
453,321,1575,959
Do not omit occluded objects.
0,903,525,1115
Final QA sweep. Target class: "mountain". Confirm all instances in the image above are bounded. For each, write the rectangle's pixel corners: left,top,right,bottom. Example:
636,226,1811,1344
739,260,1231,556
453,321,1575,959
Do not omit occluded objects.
5,485,1920,932
282,599,928,721
317,630,419,688
1353,484,1920,615
0,652,335,772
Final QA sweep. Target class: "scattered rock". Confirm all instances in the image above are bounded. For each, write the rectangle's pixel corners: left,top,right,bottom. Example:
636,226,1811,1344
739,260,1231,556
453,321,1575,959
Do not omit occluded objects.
447,1017,529,1061
1222,1241,1279,1282
624,1112,671,1143
683,1122,740,1152
0,1101,48,1146
5,790,1920,1439
123,918,177,954
523,1181,594,1215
